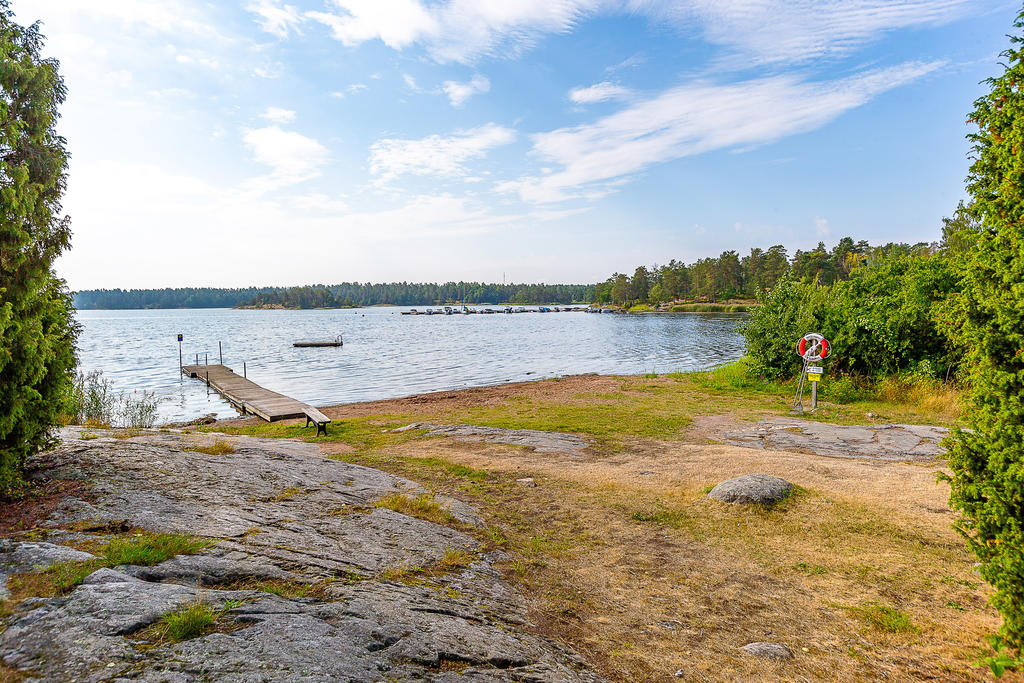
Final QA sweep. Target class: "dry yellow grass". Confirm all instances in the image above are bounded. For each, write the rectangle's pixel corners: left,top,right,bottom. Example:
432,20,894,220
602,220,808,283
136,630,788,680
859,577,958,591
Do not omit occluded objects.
349,437,1013,682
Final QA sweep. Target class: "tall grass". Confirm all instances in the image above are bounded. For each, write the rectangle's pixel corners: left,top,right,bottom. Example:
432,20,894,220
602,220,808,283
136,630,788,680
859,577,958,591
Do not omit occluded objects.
64,370,161,428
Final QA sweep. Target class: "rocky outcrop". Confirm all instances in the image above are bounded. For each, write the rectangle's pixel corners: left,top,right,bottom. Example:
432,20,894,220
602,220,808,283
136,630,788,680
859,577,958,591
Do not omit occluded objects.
0,540,96,600
708,474,794,505
395,423,589,455
721,418,947,461
0,428,602,682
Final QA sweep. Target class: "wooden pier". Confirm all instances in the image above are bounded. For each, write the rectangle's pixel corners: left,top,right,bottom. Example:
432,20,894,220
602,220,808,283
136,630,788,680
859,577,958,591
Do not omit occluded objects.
181,364,321,424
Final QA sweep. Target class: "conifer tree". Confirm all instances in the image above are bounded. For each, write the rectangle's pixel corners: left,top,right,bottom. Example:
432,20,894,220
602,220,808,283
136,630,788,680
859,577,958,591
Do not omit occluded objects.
0,2,77,497
946,7,1024,666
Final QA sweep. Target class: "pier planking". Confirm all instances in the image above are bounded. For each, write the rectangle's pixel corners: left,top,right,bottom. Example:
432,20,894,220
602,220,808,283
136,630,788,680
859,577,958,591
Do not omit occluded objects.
181,364,311,422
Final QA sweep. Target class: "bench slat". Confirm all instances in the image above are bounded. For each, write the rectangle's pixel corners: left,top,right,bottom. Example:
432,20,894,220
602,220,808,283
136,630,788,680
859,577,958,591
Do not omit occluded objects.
303,407,331,424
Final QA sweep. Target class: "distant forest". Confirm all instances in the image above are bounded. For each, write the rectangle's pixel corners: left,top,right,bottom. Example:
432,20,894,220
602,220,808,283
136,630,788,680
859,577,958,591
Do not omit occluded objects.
593,238,936,305
73,282,595,310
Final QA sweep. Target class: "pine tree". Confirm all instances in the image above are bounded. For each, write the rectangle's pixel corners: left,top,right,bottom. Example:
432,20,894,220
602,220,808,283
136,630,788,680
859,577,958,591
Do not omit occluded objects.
0,2,77,497
946,7,1024,664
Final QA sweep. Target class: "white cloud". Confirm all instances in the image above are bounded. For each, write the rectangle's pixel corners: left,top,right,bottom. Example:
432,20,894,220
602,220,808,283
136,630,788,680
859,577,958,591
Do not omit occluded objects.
330,84,367,98
246,0,304,38
648,0,973,66
369,124,516,183
299,0,970,65
308,0,598,63
442,74,490,107
569,81,631,104
499,61,942,203
261,106,297,123
403,73,420,90
306,0,438,50
242,125,331,190
814,217,831,236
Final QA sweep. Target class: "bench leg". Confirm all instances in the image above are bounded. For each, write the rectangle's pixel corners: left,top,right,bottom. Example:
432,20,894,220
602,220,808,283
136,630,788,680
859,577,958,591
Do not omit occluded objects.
316,422,327,437
305,416,312,429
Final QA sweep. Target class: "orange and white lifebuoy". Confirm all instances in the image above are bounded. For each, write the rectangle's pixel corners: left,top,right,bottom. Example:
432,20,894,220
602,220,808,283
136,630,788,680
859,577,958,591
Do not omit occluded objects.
797,333,831,360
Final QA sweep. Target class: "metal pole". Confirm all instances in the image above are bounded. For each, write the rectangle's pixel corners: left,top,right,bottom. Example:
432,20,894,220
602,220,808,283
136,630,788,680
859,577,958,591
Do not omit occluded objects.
219,341,222,365
243,361,247,378
205,352,208,365
178,341,182,373
811,374,818,411
195,353,198,366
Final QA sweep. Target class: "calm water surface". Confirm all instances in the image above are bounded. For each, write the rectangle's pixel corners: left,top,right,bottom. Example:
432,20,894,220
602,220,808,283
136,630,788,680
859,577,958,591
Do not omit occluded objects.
74,307,746,422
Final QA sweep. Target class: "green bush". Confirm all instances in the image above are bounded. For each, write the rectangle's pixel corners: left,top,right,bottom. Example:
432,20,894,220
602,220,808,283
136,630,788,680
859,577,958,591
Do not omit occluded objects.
821,375,863,404
743,257,958,381
945,9,1024,666
64,370,160,428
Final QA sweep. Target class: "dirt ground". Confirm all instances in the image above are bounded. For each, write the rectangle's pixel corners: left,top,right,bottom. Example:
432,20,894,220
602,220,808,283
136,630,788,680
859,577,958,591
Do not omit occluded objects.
163,374,1018,680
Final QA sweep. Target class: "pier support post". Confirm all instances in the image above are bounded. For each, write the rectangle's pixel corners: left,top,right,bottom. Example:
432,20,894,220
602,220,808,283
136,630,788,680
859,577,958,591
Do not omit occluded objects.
244,361,247,378
219,341,223,365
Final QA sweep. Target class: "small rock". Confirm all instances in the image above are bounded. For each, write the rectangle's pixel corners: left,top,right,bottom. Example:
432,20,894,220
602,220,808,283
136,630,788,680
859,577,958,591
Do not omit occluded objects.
739,642,793,660
674,670,685,678
708,474,794,505
516,477,537,488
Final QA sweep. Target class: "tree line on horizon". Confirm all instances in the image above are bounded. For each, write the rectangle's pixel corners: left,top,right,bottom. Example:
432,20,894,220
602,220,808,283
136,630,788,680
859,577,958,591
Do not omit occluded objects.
593,238,935,306
73,281,596,309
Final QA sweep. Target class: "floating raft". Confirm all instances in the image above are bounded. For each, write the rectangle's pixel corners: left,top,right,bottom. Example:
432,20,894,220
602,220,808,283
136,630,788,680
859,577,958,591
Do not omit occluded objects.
293,340,343,347
293,335,343,347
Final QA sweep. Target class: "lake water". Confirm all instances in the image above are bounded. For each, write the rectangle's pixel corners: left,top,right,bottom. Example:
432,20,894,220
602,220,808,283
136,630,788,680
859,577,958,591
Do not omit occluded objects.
74,307,747,423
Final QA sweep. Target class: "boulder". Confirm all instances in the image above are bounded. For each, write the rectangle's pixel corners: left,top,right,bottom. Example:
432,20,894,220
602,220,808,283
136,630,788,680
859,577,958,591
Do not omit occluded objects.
708,474,793,505
739,641,793,660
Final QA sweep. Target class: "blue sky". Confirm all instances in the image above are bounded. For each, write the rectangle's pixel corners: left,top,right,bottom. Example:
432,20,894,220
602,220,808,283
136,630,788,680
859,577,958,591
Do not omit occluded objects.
18,0,1019,289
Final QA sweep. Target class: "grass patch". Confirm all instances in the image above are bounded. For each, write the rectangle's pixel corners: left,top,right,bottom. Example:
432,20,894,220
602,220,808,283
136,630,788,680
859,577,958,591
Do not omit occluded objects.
434,548,475,573
133,600,245,645
185,439,236,455
5,559,105,600
380,563,424,583
160,601,217,640
101,532,211,567
630,506,692,529
375,492,454,526
6,532,210,601
842,602,920,633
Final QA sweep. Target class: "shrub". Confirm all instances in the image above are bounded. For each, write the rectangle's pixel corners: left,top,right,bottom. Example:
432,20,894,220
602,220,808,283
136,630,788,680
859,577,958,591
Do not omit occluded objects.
743,257,958,381
945,9,1024,666
0,5,78,498
64,370,160,429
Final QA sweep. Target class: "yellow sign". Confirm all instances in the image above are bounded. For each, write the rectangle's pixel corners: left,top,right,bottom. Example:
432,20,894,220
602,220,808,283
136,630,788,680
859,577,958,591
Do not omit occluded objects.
808,374,821,382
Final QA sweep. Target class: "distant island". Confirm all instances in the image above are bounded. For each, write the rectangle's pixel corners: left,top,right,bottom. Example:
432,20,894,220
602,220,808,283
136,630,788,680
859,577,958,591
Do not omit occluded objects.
72,282,594,310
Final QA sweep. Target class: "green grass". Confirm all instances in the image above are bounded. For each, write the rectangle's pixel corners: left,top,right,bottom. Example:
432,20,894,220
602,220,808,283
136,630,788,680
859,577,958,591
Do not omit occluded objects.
375,492,455,526
842,601,920,633
185,439,236,455
160,602,217,641
101,532,211,567
202,359,958,452
5,532,210,602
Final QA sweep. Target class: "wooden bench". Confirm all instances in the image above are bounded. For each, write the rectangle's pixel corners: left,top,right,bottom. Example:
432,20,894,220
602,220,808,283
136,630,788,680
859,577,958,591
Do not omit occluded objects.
303,406,331,436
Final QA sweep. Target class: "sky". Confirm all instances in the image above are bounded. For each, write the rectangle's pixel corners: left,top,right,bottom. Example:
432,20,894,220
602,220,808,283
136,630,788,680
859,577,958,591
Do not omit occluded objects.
15,0,1020,289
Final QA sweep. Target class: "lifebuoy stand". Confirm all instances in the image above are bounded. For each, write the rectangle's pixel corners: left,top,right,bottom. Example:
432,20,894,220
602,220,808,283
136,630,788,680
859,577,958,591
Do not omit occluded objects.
794,333,830,414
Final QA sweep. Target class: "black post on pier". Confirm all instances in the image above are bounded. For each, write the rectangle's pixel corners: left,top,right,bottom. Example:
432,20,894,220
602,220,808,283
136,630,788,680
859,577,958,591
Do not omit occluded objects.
205,352,208,365
177,334,183,373
243,361,247,378
219,341,223,365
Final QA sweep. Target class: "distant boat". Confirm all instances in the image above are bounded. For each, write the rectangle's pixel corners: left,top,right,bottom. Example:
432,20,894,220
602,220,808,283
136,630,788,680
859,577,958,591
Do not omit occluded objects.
294,335,343,347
